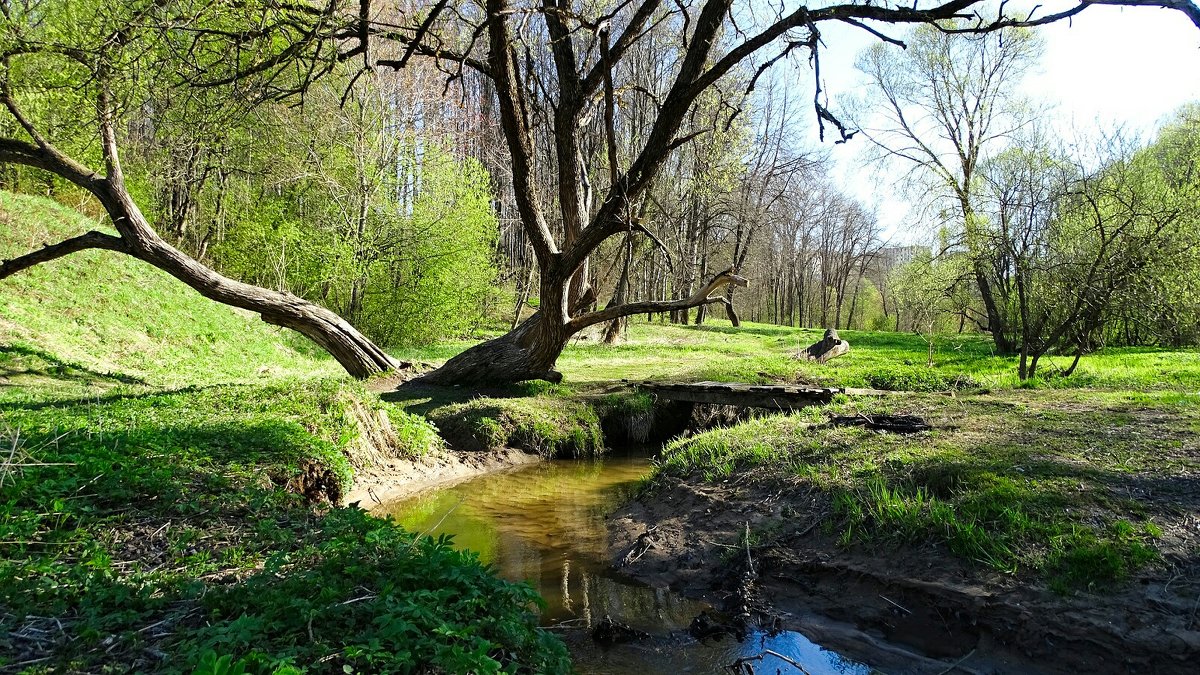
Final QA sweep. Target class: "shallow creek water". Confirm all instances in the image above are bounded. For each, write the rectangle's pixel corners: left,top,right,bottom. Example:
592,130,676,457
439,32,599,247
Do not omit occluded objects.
375,452,880,674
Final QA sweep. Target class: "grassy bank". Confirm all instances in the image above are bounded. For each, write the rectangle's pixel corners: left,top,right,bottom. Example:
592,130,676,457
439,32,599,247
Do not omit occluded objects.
654,387,1199,590
1,378,567,672
1,192,569,672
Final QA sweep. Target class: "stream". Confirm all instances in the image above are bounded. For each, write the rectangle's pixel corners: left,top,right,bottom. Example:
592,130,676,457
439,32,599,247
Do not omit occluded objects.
374,451,881,674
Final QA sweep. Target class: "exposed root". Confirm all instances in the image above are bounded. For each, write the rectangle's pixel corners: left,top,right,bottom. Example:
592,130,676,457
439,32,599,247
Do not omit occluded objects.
619,525,659,567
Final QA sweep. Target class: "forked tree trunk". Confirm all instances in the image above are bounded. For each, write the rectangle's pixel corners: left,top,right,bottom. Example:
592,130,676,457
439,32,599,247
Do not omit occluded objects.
422,312,570,384
423,267,747,384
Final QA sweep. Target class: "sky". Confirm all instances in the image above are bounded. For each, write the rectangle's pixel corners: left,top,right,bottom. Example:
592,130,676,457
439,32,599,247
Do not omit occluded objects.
791,4,1200,244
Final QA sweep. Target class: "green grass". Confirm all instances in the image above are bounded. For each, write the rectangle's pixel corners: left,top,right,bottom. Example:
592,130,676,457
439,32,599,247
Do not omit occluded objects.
0,191,341,393
394,319,1200,391
654,389,1197,589
1,192,569,672
0,377,567,672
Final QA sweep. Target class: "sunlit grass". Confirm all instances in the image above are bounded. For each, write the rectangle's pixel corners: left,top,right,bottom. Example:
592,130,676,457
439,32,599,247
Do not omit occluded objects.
653,389,1195,588
392,317,1200,390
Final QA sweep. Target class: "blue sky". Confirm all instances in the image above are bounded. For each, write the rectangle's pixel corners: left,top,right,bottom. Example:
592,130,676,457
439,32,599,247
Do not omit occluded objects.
801,4,1200,242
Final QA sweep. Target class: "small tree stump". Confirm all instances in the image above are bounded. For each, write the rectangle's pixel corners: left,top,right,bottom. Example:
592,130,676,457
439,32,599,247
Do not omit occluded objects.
797,328,850,364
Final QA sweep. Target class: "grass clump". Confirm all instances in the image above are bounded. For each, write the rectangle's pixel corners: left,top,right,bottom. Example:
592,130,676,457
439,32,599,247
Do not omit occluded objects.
862,366,980,392
595,391,658,444
598,390,656,415
427,395,604,458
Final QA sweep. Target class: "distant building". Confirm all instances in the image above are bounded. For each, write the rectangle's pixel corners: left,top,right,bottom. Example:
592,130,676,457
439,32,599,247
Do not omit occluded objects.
875,245,928,269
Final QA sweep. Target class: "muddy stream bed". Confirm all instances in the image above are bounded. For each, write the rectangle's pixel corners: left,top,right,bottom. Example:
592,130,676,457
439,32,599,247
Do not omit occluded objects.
374,451,881,674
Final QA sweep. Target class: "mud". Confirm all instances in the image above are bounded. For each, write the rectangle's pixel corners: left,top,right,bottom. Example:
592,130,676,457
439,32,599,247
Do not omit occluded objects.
609,470,1200,674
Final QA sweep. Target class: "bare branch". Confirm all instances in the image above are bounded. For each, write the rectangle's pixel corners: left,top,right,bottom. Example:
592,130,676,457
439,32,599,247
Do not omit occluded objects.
568,267,748,330
1,231,128,280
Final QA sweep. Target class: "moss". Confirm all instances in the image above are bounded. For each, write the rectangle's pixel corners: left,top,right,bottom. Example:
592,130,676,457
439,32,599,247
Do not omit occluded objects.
427,395,605,457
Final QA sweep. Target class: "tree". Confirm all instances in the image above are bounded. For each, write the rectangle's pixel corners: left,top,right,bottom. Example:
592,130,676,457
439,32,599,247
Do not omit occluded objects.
1115,105,1200,347
5,1,1199,384
0,1,396,378
853,21,1043,353
403,0,1200,383
891,248,970,366
978,128,1196,379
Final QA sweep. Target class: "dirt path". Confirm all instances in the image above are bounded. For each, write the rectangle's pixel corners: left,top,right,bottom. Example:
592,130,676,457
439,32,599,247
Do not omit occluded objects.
609,471,1200,674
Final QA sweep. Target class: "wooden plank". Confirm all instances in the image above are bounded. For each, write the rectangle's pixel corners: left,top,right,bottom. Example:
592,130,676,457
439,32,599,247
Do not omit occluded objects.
635,381,840,410
838,387,896,397
648,389,832,410
628,382,894,412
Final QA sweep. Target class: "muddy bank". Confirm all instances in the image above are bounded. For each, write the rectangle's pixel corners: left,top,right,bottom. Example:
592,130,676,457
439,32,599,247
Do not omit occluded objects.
342,447,541,507
609,471,1200,674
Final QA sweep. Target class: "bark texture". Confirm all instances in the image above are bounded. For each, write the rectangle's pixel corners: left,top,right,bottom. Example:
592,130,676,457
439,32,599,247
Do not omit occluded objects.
421,312,568,384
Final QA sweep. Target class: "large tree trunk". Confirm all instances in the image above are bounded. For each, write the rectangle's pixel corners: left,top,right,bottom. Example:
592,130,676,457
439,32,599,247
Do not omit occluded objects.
423,312,569,384
976,265,1015,354
424,267,747,384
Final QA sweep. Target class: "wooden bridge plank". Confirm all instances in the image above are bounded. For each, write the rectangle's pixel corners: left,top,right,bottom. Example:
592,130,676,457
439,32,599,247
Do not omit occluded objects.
633,381,843,410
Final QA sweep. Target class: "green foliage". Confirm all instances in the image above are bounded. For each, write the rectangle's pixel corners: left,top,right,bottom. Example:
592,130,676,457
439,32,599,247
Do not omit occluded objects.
178,510,570,674
1109,105,1200,347
210,139,500,348
384,405,446,460
864,366,977,392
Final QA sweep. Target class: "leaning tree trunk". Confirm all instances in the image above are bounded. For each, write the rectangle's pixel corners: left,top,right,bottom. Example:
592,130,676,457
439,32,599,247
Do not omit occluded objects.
98,184,397,378
0,132,396,379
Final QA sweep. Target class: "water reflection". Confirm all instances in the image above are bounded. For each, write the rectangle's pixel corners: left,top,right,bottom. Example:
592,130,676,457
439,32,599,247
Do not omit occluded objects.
376,454,702,630
376,454,879,674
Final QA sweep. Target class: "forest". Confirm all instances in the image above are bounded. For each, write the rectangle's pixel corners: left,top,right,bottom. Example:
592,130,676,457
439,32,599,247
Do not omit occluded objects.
1,1,1199,673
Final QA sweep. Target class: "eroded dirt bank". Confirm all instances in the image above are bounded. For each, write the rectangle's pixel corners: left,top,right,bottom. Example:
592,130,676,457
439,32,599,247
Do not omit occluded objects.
343,448,541,506
610,469,1200,674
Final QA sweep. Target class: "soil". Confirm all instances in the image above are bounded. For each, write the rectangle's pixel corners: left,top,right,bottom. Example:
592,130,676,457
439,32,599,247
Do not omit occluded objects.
342,447,542,507
609,468,1200,674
